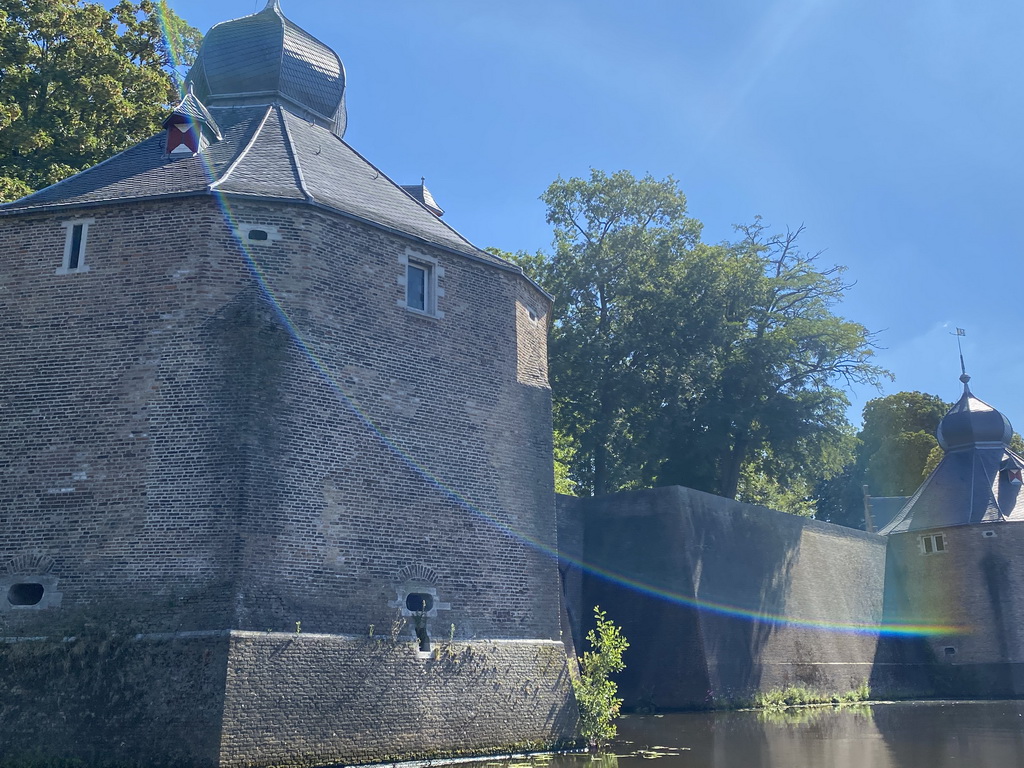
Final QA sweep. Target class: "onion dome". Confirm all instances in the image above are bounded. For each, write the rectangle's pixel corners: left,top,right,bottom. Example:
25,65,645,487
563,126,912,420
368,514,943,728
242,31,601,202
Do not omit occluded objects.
185,0,347,137
936,373,1013,450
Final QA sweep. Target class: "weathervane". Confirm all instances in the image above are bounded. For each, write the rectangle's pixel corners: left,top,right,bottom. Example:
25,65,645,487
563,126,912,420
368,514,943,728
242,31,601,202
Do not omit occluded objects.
950,327,969,386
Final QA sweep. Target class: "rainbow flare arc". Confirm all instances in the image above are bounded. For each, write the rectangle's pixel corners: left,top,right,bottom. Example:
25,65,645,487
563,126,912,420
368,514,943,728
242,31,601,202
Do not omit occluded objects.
153,2,961,642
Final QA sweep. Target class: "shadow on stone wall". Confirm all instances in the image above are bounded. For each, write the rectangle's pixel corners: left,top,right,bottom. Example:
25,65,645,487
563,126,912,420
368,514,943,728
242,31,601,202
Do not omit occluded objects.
560,486,887,709
0,632,229,767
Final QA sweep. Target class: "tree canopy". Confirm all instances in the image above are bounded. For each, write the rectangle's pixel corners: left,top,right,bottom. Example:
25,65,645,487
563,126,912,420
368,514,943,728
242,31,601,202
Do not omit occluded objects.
508,170,888,510
815,391,949,528
0,0,201,201
860,391,949,496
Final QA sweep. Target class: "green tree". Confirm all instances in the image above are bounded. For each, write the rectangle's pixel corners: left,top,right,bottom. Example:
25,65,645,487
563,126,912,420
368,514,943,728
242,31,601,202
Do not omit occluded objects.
859,391,949,495
553,428,579,496
816,391,949,528
737,449,819,518
522,170,886,502
540,169,703,495
573,606,628,749
661,220,882,500
0,0,200,201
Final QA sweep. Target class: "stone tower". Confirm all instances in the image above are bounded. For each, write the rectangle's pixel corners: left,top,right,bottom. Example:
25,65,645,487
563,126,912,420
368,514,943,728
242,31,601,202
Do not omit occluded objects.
0,2,575,765
880,374,1024,695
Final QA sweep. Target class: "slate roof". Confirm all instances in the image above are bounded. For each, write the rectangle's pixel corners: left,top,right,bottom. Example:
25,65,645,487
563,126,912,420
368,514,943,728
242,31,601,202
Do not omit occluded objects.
0,105,506,265
865,496,910,533
881,379,1024,534
937,385,1013,450
401,182,444,217
880,446,1024,534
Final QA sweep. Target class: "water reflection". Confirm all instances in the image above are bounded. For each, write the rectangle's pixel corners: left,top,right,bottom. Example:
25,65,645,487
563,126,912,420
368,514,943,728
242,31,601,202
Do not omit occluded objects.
505,701,1024,768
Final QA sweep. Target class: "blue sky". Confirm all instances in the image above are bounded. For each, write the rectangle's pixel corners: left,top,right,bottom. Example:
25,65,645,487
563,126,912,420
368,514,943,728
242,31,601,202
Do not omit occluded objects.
170,0,1024,430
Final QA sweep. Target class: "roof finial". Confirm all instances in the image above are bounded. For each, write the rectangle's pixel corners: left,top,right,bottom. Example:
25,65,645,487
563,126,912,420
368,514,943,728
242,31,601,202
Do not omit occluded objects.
265,0,281,10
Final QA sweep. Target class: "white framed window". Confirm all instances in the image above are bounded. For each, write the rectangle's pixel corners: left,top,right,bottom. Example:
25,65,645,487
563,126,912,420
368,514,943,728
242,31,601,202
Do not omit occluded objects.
920,533,946,555
56,218,94,274
397,250,444,318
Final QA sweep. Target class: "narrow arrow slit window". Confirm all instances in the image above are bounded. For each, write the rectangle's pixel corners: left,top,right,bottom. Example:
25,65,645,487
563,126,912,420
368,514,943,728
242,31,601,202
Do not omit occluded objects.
57,219,94,274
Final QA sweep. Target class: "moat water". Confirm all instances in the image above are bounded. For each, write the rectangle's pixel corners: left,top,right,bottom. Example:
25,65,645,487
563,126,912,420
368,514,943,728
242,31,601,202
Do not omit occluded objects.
475,701,1024,768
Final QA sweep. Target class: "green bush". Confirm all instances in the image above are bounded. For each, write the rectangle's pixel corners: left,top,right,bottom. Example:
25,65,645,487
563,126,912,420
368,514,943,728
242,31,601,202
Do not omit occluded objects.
573,606,628,749
754,682,870,710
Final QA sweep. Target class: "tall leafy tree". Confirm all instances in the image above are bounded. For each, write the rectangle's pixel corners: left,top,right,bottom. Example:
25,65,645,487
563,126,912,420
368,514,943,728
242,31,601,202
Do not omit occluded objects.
516,170,887,503
539,169,703,495
661,220,884,500
0,0,200,201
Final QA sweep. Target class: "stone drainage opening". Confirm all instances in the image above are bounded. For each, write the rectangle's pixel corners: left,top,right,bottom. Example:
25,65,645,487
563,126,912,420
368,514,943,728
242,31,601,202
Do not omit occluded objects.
247,229,269,241
390,574,452,658
8,583,45,606
406,593,434,613
407,593,435,651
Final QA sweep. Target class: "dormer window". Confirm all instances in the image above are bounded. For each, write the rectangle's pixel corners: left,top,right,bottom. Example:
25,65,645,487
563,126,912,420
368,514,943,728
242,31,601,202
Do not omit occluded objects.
162,90,223,157
166,115,201,155
1001,455,1024,486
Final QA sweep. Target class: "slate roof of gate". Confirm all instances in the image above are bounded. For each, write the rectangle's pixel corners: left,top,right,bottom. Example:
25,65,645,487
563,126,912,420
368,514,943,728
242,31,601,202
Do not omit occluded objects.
881,380,1024,534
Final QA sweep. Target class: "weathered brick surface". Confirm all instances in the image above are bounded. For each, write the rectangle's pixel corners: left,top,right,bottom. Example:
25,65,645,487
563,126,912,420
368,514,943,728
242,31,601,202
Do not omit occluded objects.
219,632,577,767
0,632,576,768
0,633,230,767
0,196,560,642
0,200,248,634
882,525,1024,695
562,487,1024,705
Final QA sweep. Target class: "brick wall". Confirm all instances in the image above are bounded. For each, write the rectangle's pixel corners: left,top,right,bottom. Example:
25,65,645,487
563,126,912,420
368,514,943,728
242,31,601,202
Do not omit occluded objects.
0,193,572,764
0,199,249,635
882,524,1024,695
219,632,577,767
0,632,230,767
219,200,561,640
0,196,561,643
0,632,577,767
